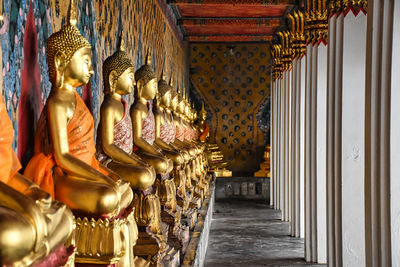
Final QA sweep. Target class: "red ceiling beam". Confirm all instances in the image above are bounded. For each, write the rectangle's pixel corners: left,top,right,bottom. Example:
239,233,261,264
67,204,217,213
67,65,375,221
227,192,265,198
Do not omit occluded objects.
169,0,298,4
175,4,288,17
188,35,273,42
185,25,276,35
179,18,281,27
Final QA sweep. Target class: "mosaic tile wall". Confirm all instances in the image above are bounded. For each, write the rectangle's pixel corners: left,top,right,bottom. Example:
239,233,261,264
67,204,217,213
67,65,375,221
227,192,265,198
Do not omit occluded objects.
190,43,271,174
0,0,186,155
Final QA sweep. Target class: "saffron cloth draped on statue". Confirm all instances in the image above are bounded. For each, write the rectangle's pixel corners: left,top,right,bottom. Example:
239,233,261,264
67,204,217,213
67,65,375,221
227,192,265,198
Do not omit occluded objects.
24,91,109,198
0,97,22,184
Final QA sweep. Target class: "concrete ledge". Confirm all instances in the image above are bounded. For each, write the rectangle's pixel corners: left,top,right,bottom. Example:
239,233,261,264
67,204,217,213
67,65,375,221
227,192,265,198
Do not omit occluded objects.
215,176,270,202
182,181,215,267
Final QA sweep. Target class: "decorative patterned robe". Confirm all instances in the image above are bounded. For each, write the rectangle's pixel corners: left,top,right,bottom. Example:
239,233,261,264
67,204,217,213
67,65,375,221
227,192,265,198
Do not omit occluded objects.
96,99,133,165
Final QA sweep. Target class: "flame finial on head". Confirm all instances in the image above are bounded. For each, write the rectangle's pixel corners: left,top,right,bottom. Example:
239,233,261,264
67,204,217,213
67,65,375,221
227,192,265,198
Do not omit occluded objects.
118,33,125,52
160,68,166,81
145,47,152,66
67,0,77,26
169,73,174,87
200,102,207,116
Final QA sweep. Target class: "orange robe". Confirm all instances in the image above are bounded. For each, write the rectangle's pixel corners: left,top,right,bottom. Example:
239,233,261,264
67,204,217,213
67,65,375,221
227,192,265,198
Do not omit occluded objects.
199,123,210,142
24,91,108,198
0,97,21,184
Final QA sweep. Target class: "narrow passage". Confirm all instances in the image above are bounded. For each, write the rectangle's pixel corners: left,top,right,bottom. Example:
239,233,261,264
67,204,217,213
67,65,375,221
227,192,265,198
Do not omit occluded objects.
204,199,326,267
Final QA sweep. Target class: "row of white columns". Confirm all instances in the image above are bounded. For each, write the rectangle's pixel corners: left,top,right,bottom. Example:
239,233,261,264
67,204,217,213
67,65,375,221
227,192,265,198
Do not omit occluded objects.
270,1,400,266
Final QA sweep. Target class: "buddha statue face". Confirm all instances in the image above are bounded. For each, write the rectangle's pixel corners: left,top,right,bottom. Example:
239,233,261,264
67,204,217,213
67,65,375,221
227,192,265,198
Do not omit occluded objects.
184,101,190,119
115,67,135,95
138,78,157,100
200,112,207,122
135,50,157,101
103,39,135,96
160,90,171,109
61,47,94,88
170,94,178,111
178,98,185,114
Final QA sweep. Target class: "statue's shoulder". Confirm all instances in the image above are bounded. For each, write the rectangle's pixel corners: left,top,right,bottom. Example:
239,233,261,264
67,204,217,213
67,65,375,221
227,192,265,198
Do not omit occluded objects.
130,101,147,116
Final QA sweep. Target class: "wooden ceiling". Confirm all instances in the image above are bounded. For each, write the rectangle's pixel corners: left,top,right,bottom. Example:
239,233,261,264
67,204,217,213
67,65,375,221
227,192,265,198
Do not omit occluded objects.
168,0,300,43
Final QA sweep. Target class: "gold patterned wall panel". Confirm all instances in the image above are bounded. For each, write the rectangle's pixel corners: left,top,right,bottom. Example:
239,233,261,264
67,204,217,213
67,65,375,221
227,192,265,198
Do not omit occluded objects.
1,0,186,152
190,43,271,174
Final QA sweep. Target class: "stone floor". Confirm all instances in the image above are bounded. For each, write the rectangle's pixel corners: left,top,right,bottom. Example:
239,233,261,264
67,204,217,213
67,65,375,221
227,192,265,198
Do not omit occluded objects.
204,199,326,267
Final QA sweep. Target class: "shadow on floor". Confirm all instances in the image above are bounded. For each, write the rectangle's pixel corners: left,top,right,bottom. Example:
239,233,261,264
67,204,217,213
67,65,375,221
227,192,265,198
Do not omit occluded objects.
204,199,326,267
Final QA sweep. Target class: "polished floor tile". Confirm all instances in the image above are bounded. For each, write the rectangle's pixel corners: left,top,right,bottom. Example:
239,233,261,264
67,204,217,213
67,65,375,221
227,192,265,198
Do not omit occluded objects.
204,199,326,267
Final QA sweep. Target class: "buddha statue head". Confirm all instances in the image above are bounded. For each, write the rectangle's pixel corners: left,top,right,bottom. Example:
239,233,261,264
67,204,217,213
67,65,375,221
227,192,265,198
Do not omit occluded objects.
184,100,191,121
103,35,135,96
199,103,207,122
157,70,171,109
177,87,186,116
169,82,178,112
190,104,196,123
135,48,157,101
47,0,93,89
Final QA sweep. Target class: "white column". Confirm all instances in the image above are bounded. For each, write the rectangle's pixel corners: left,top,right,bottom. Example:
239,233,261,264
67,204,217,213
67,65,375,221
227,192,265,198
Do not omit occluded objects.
304,44,312,262
341,12,367,267
279,78,284,211
271,79,275,207
299,56,306,239
327,12,344,266
291,60,297,236
365,0,394,266
283,71,288,220
391,1,400,265
275,80,278,207
316,44,327,264
286,70,292,222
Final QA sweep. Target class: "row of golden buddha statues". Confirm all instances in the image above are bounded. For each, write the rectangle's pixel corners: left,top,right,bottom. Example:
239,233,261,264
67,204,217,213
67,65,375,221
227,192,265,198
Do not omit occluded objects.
0,1,214,266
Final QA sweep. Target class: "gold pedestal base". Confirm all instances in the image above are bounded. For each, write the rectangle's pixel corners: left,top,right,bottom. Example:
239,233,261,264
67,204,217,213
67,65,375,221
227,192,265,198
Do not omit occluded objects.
213,169,232,177
66,211,135,265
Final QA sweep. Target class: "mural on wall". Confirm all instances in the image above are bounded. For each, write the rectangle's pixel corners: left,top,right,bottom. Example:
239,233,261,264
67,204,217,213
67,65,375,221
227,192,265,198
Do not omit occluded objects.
0,0,186,161
190,43,271,174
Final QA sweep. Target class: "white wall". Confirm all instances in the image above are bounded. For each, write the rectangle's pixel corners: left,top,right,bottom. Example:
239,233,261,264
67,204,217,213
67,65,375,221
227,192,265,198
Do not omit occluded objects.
341,12,366,267
391,1,400,265
316,44,327,264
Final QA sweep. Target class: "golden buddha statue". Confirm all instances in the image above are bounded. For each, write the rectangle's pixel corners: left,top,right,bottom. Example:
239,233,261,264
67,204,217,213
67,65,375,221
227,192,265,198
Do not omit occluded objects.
154,72,193,250
170,90,204,211
131,50,183,263
197,103,210,143
163,85,199,224
0,96,74,267
182,99,208,201
254,145,271,177
196,104,231,177
24,1,135,264
154,72,184,168
131,50,173,176
96,36,170,265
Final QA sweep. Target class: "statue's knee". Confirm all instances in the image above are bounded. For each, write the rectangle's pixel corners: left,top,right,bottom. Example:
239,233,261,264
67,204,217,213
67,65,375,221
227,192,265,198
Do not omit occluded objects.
175,154,184,165
153,158,168,174
96,187,119,215
138,167,156,190
0,208,35,264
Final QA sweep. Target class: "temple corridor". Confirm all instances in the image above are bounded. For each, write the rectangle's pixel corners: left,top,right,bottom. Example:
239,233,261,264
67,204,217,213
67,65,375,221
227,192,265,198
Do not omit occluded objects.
205,199,324,267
